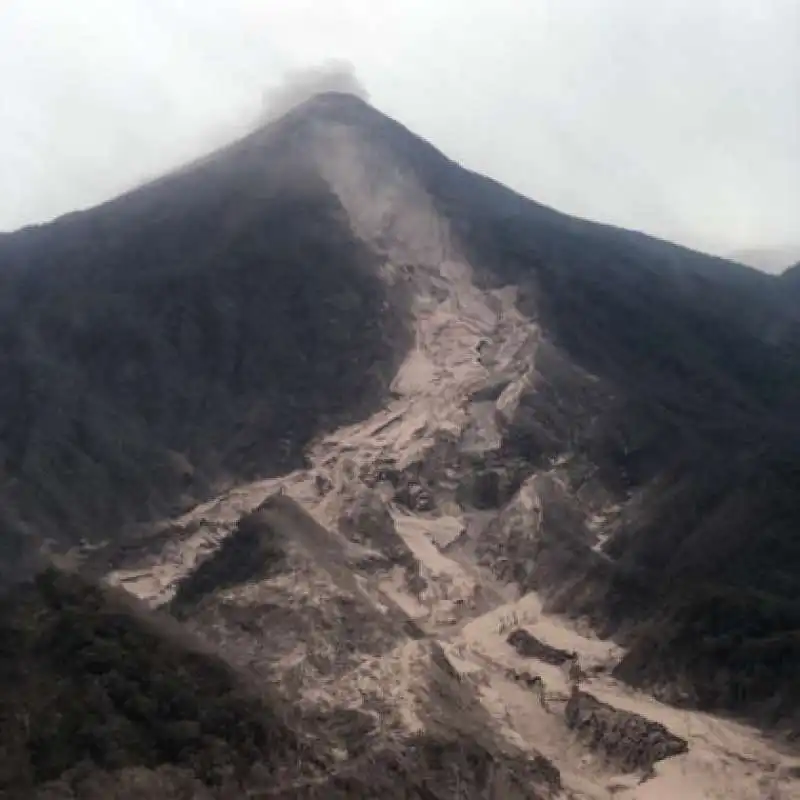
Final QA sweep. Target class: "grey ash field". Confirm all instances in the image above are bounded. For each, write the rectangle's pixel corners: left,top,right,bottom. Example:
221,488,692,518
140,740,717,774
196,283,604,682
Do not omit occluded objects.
0,93,798,799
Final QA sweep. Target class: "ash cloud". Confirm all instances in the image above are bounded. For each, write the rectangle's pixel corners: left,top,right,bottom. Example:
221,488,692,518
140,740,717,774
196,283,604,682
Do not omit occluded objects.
260,60,369,123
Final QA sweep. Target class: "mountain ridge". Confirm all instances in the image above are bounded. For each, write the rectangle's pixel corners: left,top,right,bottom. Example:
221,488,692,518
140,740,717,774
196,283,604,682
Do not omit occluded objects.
0,91,799,796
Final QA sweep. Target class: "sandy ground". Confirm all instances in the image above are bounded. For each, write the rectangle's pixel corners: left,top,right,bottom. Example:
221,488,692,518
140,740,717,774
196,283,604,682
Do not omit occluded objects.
450,589,800,799
104,184,800,799
301,487,792,800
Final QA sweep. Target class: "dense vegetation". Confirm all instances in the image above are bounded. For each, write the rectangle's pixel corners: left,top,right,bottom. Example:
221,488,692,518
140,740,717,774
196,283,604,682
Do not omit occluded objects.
0,569,320,797
170,506,286,613
614,587,800,736
0,112,411,571
0,567,562,799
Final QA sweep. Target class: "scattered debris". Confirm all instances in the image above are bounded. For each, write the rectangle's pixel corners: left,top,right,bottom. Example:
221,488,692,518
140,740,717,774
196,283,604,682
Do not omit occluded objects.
505,668,551,712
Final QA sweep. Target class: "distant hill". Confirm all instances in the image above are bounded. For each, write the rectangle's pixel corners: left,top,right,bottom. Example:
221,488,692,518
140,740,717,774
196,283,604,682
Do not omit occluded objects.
781,261,800,285
728,246,800,273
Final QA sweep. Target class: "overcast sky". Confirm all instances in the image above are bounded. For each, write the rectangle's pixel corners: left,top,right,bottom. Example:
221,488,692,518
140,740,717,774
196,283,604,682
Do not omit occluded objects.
1,1,798,265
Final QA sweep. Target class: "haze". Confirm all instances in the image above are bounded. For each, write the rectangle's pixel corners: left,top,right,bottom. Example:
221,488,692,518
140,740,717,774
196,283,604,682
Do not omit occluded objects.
1,0,798,267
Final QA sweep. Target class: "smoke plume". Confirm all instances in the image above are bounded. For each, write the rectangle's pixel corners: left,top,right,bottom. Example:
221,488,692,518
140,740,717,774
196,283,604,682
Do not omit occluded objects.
260,60,369,123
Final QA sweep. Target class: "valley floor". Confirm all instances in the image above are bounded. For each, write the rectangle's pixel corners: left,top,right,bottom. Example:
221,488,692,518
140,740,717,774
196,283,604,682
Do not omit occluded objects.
108,475,800,800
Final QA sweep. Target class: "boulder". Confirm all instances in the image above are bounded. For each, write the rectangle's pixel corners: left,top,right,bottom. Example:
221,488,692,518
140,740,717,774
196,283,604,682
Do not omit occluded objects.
506,629,575,666
565,690,688,773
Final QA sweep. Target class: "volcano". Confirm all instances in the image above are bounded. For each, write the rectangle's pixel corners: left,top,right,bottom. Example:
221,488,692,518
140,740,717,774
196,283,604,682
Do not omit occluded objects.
1,93,799,797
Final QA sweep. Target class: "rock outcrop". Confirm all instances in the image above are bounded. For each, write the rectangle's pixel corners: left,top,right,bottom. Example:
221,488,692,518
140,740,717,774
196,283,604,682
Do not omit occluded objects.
564,690,688,774
507,628,575,665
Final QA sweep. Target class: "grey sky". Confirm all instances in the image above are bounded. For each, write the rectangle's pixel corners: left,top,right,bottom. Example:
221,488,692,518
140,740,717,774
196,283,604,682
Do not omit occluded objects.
1,1,798,265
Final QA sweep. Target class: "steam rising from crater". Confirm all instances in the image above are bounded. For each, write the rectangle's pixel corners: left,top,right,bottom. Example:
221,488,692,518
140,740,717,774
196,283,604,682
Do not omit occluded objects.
261,60,369,123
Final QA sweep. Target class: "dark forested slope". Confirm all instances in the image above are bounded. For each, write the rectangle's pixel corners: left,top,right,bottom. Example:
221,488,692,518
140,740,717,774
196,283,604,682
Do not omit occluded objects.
0,106,413,571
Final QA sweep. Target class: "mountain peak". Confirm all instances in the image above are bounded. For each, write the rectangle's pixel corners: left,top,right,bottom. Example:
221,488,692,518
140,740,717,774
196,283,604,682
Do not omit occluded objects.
290,89,374,116
1,87,799,797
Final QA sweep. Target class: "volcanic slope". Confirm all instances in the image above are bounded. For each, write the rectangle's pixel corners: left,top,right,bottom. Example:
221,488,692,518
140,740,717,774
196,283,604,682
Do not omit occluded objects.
1,92,799,797
93,93,800,731
0,565,563,800
0,100,413,573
